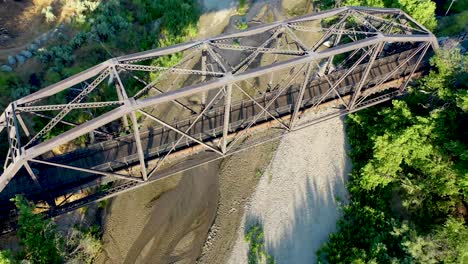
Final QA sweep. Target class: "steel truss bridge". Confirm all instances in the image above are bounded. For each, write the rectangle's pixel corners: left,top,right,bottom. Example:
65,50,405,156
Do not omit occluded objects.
0,7,438,222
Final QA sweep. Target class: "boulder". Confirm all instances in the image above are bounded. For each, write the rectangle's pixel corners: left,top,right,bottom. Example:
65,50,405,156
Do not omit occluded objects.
40,33,49,42
7,55,16,65
20,50,33,58
28,43,39,51
15,55,27,64
0,34,11,43
57,32,69,41
0,65,13,72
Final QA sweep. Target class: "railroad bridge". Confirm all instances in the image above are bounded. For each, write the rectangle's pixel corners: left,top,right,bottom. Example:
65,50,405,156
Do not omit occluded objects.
0,7,438,222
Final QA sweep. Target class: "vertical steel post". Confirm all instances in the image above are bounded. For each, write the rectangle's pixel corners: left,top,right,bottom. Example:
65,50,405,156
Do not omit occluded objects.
115,82,130,131
24,161,41,188
16,113,30,138
349,42,384,109
324,22,346,74
290,63,313,128
130,110,148,181
10,103,22,152
221,84,233,153
398,43,430,92
201,51,207,105
310,12,349,51
269,34,282,89
113,67,148,181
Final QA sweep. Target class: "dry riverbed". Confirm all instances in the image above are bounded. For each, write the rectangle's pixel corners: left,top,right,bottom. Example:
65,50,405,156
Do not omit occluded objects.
226,111,351,263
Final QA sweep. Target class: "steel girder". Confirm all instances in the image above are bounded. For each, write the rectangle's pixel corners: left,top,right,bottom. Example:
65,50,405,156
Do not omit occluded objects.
0,7,438,195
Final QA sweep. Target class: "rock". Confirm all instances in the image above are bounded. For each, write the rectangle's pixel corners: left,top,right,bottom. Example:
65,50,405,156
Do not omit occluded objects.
28,43,38,51
40,34,49,42
33,37,43,46
7,55,16,65
0,65,13,72
15,55,27,64
20,50,33,58
0,34,11,43
57,32,68,41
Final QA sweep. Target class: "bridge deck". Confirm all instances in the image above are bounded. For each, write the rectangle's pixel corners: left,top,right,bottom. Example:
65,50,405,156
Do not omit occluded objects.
0,48,423,209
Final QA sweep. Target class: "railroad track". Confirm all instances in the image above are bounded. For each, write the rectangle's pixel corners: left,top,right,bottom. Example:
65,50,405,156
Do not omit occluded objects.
0,47,428,235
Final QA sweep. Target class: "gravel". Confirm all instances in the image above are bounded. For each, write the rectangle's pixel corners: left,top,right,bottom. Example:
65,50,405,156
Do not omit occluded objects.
227,110,352,264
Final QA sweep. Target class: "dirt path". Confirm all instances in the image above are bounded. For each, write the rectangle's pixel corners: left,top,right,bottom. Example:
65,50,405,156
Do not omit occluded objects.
0,0,56,54
227,110,351,263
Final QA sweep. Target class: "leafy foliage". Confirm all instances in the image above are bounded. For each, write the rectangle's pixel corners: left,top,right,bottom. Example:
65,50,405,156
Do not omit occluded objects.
0,250,13,264
437,10,468,37
316,0,437,31
1,196,103,264
396,0,437,31
245,224,276,264
237,21,249,30
238,0,248,15
13,195,62,264
318,46,468,263
61,225,102,264
41,6,57,23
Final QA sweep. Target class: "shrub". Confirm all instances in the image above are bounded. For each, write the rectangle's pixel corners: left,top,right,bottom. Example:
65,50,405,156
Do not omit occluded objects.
5,196,103,264
245,224,275,264
41,6,56,23
237,21,249,30
238,0,248,15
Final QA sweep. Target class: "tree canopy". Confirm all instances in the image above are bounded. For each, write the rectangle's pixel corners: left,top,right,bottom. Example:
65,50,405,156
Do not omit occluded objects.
318,45,468,263
318,0,438,31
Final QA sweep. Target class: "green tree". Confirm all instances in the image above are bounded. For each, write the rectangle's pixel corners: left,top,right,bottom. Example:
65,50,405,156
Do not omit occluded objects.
395,0,437,31
339,0,438,31
13,195,62,264
318,43,467,264
0,250,13,264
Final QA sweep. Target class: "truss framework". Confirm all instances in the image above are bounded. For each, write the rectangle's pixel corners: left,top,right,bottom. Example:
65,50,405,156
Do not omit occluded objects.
0,7,437,196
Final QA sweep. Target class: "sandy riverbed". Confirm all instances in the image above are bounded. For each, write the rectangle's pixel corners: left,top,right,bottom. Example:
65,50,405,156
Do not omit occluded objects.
227,111,351,263
95,162,220,264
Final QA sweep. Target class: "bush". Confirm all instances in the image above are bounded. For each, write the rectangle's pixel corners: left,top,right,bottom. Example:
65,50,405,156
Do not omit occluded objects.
237,21,249,30
41,6,56,23
4,196,103,264
61,226,102,264
238,0,248,15
38,46,76,70
245,224,275,264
